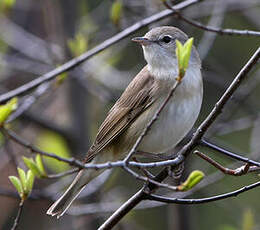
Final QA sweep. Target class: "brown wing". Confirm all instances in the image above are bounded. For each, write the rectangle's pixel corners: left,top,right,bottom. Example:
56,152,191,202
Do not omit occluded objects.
85,66,157,162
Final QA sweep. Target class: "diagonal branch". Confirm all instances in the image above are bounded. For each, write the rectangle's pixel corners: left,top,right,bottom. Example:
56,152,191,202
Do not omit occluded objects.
164,1,260,36
10,200,24,230
194,150,255,176
124,76,183,162
4,125,260,170
0,0,202,104
199,139,260,166
98,46,260,229
144,180,260,204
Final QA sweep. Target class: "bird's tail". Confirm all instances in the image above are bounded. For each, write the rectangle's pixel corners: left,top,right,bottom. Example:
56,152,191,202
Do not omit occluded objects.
46,168,100,218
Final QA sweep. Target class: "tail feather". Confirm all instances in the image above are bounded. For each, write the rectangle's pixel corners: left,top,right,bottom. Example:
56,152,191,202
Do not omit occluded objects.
46,183,86,218
46,169,99,218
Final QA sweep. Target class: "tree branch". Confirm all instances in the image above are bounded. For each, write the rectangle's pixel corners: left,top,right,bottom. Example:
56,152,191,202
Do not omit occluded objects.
98,46,260,229
164,1,260,36
199,139,260,166
124,74,183,162
10,200,24,230
0,0,202,104
144,180,260,204
194,150,255,176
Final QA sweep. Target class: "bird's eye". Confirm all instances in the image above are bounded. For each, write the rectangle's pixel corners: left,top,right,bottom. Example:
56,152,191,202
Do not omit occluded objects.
161,35,172,43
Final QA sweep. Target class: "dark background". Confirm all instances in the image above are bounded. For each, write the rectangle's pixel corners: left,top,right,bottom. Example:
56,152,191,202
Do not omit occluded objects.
0,0,259,229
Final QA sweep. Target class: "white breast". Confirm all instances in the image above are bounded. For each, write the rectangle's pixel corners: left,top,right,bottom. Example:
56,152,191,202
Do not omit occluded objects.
138,65,203,153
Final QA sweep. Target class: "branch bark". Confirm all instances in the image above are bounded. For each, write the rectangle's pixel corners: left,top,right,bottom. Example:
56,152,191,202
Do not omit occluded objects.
0,0,201,104
98,47,260,229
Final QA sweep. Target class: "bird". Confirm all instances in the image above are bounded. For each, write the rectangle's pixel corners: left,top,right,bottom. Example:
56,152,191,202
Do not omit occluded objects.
47,26,203,218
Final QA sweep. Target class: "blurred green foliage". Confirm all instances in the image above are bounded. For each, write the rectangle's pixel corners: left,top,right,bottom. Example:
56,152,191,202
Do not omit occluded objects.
242,209,254,230
23,155,47,179
56,70,68,85
0,97,18,125
67,33,88,57
110,0,123,26
0,39,8,53
0,0,16,12
36,131,71,173
218,225,237,230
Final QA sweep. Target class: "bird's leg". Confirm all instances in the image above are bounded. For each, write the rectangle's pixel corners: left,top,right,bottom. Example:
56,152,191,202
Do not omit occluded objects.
135,151,184,181
167,161,185,181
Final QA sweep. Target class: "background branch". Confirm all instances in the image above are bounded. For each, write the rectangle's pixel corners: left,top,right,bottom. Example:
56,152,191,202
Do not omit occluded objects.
0,0,201,104
98,46,260,229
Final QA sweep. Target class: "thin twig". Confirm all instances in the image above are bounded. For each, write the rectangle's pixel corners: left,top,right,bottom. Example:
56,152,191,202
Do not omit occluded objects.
124,78,182,162
3,127,186,168
123,166,178,191
4,125,260,169
197,0,227,59
194,150,253,176
10,200,24,230
46,168,79,179
98,190,145,230
164,1,260,37
98,47,260,229
2,132,18,168
144,180,260,204
199,139,260,166
0,0,202,104
2,128,86,168
6,82,51,123
4,125,260,170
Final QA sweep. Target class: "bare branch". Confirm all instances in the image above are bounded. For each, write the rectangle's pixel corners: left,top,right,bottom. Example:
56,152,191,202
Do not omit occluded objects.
4,124,260,172
98,190,146,230
124,75,182,162
46,168,79,179
194,150,256,176
164,1,260,37
144,180,260,204
98,46,260,229
0,0,202,104
10,200,24,230
199,139,260,167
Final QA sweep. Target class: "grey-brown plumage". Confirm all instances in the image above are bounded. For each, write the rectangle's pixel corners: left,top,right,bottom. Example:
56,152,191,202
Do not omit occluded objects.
47,26,203,218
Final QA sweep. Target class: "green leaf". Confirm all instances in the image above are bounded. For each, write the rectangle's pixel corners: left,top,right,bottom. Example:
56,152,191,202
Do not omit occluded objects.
35,154,47,177
9,176,23,196
0,38,8,53
67,33,88,57
175,38,194,79
0,97,18,125
3,0,16,8
175,40,182,65
56,71,68,85
23,157,42,178
110,0,123,26
17,168,27,191
218,225,237,230
182,38,193,70
36,131,71,173
178,170,204,191
0,0,16,11
25,170,35,195
242,209,254,230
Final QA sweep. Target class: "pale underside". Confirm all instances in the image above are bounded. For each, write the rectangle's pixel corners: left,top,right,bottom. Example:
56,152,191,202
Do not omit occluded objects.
85,65,203,163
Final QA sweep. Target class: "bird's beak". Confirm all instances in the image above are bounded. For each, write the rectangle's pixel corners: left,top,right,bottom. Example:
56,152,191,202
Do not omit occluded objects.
132,37,152,46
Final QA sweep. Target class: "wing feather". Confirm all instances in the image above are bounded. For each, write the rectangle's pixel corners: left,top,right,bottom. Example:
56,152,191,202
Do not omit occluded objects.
85,66,156,162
